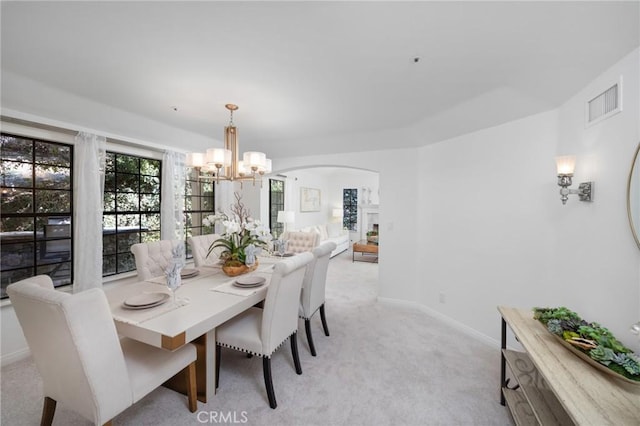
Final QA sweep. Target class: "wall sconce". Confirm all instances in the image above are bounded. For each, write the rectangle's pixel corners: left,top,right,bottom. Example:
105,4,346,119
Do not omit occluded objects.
555,155,593,205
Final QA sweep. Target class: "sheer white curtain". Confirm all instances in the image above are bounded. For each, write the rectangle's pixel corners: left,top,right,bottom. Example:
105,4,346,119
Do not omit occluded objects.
73,132,106,292
161,150,186,240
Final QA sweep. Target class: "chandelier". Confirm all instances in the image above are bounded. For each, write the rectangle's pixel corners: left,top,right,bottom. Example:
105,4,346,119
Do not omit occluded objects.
185,104,272,186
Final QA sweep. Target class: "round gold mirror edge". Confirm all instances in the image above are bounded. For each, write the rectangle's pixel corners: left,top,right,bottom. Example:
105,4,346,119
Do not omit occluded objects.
627,142,640,250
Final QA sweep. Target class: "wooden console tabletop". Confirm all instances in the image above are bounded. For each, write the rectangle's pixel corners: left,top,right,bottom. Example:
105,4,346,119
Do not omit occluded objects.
498,306,640,425
352,240,378,263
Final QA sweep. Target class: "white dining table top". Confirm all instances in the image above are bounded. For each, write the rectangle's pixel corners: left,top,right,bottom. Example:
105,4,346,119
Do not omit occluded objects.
104,258,280,350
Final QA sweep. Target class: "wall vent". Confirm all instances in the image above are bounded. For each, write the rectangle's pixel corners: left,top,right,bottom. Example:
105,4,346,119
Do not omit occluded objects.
586,77,622,127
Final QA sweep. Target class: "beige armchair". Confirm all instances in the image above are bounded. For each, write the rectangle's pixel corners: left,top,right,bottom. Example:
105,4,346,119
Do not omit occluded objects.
215,252,313,409
300,241,336,356
7,275,197,426
130,239,182,280
282,231,319,254
187,233,220,267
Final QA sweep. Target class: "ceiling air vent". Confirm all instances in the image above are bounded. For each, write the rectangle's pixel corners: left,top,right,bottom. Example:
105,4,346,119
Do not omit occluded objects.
586,77,622,127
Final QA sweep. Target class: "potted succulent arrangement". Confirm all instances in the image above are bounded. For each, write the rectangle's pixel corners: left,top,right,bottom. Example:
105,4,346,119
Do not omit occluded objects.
204,193,272,277
366,230,378,244
366,224,379,244
533,306,640,384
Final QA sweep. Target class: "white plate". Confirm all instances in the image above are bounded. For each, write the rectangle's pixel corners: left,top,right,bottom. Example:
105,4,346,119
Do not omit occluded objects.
234,276,266,288
181,268,199,278
122,297,169,310
124,292,169,307
233,282,265,288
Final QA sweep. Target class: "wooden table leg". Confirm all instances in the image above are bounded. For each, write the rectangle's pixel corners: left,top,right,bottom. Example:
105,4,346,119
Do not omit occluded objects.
163,329,216,403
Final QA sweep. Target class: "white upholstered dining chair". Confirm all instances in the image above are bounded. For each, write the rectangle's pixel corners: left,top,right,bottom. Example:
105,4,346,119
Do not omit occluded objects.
299,241,336,356
130,239,182,280
187,233,220,267
7,275,197,426
215,252,313,409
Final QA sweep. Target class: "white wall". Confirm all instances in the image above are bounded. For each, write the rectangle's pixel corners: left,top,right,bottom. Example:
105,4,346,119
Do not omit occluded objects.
282,169,332,229
2,72,214,152
417,48,640,348
1,304,30,364
418,110,560,343
275,48,640,350
276,167,379,232
554,49,640,345
276,149,421,302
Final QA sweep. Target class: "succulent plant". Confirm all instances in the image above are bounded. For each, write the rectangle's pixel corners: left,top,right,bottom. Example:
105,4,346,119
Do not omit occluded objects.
618,353,640,376
546,319,563,336
533,307,640,382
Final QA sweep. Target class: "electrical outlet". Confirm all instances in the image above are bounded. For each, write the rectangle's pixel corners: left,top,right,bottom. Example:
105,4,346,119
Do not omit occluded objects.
439,292,446,304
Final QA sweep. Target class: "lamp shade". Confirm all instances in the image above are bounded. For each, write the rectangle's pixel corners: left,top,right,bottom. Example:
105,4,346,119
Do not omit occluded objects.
259,158,272,174
556,155,576,175
237,160,249,175
206,148,232,167
332,208,343,218
277,210,295,223
243,151,266,169
186,152,206,168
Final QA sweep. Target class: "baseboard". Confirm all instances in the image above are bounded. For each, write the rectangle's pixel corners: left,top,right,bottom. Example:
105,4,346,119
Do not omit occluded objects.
377,296,500,349
1,347,30,367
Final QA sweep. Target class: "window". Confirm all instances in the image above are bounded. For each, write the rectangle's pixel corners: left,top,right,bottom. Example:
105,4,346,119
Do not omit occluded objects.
184,169,215,258
269,179,285,238
102,152,161,276
343,188,357,231
1,134,73,298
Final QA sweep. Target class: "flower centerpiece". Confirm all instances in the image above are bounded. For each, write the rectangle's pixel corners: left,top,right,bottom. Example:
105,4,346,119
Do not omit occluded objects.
205,193,272,276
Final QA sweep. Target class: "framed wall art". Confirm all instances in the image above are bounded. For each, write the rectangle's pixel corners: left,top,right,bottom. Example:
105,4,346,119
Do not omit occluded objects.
300,187,321,212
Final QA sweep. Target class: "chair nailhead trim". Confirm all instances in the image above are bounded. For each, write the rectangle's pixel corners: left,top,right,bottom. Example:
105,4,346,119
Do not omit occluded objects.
216,331,298,359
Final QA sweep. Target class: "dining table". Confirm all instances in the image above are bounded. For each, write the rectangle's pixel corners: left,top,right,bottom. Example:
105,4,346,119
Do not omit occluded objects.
104,256,282,403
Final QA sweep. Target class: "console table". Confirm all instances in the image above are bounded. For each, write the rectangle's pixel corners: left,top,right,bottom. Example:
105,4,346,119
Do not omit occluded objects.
498,306,640,425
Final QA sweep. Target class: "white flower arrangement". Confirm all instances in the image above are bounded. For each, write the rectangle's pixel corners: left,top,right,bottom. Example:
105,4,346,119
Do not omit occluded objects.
203,193,273,266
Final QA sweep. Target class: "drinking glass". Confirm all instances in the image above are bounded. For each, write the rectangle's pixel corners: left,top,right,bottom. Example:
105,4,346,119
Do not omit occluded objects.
166,270,182,306
277,239,287,257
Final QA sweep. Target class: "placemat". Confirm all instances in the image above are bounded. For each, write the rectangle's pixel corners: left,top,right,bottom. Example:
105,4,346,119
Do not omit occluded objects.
111,295,190,325
211,274,271,297
145,266,220,285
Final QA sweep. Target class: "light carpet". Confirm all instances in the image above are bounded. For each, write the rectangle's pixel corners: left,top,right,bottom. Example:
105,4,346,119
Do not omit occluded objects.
1,251,512,425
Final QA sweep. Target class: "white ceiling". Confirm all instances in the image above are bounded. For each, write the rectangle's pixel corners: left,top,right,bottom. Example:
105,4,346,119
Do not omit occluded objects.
1,1,639,158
